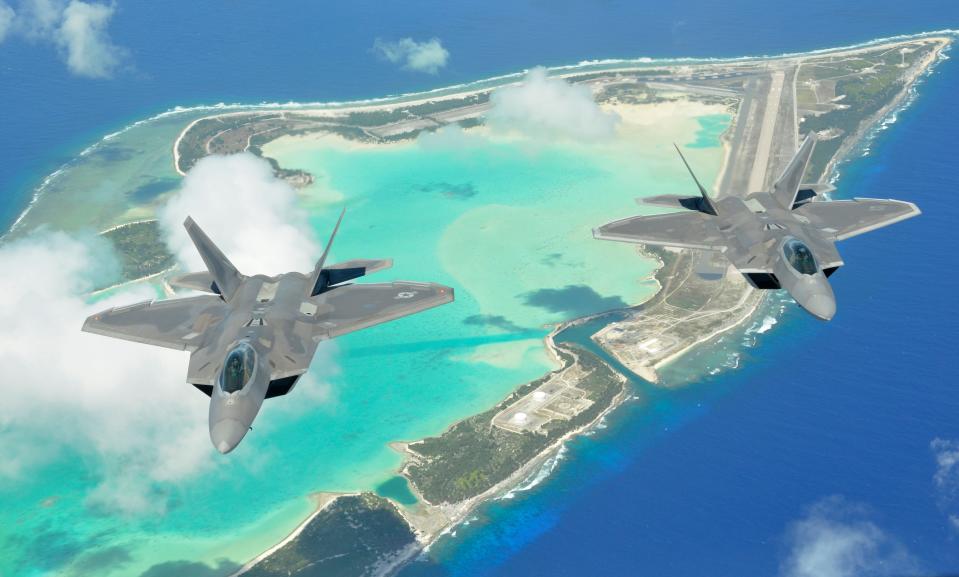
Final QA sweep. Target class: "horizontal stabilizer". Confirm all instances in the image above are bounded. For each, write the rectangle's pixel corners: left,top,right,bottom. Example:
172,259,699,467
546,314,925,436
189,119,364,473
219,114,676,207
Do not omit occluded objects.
799,183,836,195
639,195,714,212
169,271,219,294
312,258,394,295
793,183,837,208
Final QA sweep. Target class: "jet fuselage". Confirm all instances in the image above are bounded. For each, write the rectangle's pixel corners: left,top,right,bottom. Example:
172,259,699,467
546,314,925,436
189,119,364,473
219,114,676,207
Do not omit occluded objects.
594,134,920,321
711,191,839,320
82,211,455,455
200,272,314,452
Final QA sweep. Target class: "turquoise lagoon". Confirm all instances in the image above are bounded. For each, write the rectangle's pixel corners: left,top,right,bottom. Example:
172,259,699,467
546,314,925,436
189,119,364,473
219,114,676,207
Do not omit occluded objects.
2,101,728,576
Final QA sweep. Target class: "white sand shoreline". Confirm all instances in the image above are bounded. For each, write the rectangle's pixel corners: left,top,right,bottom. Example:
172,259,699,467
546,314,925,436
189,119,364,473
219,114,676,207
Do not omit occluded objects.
4,33,951,577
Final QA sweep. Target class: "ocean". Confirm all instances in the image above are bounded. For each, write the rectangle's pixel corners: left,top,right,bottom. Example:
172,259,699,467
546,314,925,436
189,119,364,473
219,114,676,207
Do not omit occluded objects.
2,1,958,576
397,37,959,577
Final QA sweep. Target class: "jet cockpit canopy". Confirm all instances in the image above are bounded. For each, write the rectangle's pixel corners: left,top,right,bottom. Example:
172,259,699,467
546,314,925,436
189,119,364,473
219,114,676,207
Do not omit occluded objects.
220,341,256,393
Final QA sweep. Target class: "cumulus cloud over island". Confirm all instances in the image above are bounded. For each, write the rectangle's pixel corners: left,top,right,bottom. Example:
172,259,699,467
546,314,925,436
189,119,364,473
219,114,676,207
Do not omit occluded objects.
0,0,126,78
373,36,450,74
0,154,331,514
160,153,321,276
486,67,620,141
0,232,207,514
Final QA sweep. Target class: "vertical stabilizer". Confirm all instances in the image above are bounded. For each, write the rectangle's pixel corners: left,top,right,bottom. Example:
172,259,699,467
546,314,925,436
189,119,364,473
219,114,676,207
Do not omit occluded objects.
308,208,346,296
183,217,242,300
773,133,817,209
673,144,718,216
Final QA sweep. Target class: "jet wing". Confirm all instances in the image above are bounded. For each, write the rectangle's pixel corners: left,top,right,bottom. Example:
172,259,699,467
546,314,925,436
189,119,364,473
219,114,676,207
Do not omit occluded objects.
593,212,727,251
169,271,218,293
795,198,921,241
313,282,453,339
82,295,227,351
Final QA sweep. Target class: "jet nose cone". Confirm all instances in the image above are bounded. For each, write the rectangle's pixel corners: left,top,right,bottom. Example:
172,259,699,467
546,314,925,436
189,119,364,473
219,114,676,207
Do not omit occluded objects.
804,293,836,321
210,418,248,454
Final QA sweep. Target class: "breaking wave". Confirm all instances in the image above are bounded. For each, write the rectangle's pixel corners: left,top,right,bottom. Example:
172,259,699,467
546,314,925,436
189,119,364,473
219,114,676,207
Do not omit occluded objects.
499,446,568,500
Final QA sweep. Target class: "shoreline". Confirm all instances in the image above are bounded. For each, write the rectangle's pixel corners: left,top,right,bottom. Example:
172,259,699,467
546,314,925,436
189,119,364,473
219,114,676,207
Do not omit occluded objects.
3,31,952,577
404,331,631,551
170,35,954,177
228,492,350,577
821,31,950,184
6,32,955,238
374,32,953,566
651,287,764,375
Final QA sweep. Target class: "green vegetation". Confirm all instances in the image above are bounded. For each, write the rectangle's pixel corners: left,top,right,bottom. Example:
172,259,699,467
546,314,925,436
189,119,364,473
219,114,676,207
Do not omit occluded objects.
176,94,492,174
405,93,488,117
176,113,285,172
404,344,624,504
337,93,488,128
800,43,938,179
243,494,416,577
100,220,175,282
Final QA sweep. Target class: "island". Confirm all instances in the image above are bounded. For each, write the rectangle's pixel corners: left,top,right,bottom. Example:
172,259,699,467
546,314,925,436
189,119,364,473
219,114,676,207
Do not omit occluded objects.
4,32,949,577
198,35,945,577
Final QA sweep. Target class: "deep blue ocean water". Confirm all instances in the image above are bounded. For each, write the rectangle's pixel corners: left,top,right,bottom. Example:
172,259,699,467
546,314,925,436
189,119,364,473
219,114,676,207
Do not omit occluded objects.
2,1,958,575
399,41,959,577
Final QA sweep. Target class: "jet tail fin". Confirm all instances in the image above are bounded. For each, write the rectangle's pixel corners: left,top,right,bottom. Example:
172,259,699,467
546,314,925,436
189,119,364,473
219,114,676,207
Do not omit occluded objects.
308,208,346,296
673,144,718,216
183,217,242,300
773,133,817,208
316,208,345,271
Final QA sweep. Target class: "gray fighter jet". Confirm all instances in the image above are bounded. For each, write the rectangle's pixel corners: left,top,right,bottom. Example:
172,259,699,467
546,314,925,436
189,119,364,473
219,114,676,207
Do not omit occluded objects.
593,135,920,320
83,211,454,453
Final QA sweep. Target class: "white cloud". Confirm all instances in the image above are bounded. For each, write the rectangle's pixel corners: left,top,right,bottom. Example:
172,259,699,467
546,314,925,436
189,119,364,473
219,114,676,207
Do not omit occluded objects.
486,67,620,141
4,0,126,77
55,1,124,78
0,232,211,515
16,0,62,37
0,155,338,515
416,123,483,150
932,438,959,493
158,153,321,276
373,37,449,74
931,438,959,531
780,496,918,577
0,2,15,43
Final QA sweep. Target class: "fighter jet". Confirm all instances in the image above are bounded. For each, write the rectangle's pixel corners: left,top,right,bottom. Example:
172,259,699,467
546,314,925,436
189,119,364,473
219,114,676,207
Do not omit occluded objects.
593,134,920,320
82,211,454,453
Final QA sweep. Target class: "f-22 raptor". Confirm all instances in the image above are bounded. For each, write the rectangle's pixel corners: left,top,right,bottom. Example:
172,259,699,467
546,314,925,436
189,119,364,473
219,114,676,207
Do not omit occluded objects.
83,211,454,453
594,134,920,320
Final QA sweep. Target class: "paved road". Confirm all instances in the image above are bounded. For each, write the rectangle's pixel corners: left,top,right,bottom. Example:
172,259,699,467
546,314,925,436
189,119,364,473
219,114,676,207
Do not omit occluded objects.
719,65,800,198
747,70,786,192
